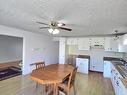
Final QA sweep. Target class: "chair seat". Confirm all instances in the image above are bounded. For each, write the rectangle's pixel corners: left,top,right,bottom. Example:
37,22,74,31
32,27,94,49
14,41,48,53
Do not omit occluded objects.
57,67,77,95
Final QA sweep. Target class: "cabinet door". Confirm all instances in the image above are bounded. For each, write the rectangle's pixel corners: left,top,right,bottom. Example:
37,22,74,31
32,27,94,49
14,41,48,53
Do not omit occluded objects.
110,38,119,52
117,78,127,95
105,37,120,52
90,52,104,72
105,37,111,51
76,58,89,74
67,38,78,45
118,36,126,52
78,38,90,50
91,37,104,46
103,61,111,78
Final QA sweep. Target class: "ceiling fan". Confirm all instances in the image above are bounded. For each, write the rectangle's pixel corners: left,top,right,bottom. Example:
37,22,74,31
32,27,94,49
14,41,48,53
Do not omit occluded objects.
112,30,124,40
36,21,72,34
90,30,127,37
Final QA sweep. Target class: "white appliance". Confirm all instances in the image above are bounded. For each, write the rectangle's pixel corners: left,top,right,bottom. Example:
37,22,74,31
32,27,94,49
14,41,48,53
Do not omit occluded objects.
76,58,89,74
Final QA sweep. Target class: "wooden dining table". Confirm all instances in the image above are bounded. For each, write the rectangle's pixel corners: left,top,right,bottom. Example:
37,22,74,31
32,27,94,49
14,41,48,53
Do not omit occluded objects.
31,64,74,95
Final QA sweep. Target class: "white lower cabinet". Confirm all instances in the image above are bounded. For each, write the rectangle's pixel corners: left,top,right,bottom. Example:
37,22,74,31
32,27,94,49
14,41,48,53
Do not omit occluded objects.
90,52,103,72
110,64,127,95
103,61,111,78
76,58,89,74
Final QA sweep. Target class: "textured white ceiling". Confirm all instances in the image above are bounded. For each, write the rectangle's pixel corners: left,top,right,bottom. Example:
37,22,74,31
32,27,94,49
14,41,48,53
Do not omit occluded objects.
0,0,127,36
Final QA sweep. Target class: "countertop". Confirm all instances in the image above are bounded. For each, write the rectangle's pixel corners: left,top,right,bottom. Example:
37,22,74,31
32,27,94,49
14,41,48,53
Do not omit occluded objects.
110,60,127,89
77,55,90,59
103,57,122,61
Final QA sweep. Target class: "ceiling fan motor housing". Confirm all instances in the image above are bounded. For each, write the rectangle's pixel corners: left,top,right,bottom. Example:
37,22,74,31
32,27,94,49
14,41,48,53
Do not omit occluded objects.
50,21,58,27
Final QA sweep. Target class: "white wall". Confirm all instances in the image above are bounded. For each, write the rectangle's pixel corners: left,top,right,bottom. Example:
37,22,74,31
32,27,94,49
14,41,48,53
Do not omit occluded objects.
0,25,59,75
0,35,23,63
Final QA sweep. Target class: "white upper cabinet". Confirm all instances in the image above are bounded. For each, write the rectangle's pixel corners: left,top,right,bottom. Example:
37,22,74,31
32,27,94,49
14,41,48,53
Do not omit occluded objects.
104,37,125,52
67,38,78,45
123,34,127,45
104,37,111,51
78,38,90,50
110,38,119,52
117,36,126,52
66,36,126,52
90,37,105,46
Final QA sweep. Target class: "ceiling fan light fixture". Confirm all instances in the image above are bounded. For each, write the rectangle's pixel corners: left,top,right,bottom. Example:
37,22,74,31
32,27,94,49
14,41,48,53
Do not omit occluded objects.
48,28,53,33
53,29,60,34
114,36,119,40
58,23,63,27
48,28,59,34
114,30,119,40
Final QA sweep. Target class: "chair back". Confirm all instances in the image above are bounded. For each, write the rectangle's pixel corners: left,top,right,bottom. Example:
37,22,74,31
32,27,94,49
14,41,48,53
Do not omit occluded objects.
35,61,45,69
64,67,77,89
70,67,77,87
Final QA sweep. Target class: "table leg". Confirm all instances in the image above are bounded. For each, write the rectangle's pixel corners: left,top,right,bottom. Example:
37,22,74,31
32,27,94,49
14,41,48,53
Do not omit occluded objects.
42,84,46,95
53,83,58,95
55,84,58,95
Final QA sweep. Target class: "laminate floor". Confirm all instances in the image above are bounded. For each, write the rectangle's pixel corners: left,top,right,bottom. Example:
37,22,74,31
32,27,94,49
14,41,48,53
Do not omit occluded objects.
0,72,115,95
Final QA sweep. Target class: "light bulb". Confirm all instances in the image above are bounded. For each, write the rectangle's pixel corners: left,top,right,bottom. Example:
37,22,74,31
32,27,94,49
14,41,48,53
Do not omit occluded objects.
53,29,60,34
48,28,53,33
58,23,63,27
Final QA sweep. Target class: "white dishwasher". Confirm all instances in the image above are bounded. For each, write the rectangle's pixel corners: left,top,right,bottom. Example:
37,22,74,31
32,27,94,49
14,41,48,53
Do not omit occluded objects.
76,58,89,74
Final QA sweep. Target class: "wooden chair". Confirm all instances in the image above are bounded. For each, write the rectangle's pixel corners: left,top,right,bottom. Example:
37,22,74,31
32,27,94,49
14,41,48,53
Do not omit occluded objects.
58,67,78,95
34,61,45,88
35,61,45,69
35,61,52,95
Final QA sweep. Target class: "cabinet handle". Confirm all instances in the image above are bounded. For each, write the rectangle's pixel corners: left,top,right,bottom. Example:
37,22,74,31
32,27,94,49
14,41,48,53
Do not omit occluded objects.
114,76,116,80
116,81,119,86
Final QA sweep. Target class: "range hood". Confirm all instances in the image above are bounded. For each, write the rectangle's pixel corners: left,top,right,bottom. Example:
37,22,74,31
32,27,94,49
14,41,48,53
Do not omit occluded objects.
90,45,104,50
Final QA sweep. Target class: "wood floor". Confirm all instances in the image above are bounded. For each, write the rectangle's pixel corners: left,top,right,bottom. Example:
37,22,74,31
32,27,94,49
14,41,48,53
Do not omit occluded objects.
0,72,115,95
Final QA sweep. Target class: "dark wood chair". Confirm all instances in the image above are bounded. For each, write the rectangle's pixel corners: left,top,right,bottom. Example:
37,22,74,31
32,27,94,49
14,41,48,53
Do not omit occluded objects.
58,67,78,95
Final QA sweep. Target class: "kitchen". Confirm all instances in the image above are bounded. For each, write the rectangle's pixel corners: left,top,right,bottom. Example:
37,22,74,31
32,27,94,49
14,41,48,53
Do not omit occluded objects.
57,34,127,95
1,0,127,95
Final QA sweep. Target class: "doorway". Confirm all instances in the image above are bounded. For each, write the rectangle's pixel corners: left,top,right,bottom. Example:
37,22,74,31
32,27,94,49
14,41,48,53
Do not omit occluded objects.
0,35,23,80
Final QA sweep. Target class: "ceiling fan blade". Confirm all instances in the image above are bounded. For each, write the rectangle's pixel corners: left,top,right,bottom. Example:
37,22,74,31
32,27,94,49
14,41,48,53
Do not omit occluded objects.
39,27,50,29
58,27,72,31
58,23,65,26
95,32,127,36
112,32,127,36
36,22,49,25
